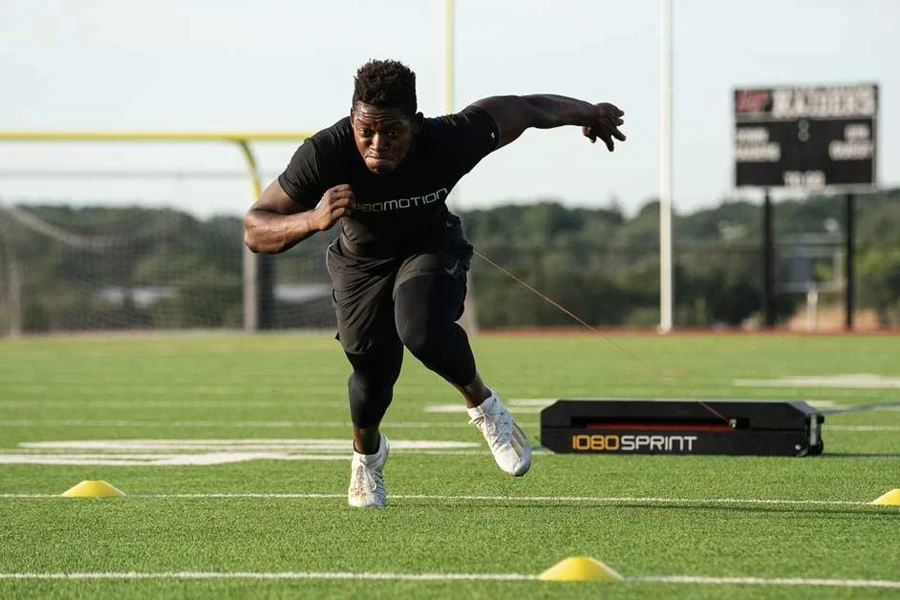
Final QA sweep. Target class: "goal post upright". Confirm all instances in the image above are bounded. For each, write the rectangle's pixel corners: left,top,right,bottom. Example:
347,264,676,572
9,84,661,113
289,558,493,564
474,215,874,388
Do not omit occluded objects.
0,130,312,333
658,0,674,334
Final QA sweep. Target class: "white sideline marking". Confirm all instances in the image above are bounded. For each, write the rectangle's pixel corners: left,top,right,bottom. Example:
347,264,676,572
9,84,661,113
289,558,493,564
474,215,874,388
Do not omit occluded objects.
424,405,470,413
631,575,900,588
806,400,849,410
0,571,531,581
734,374,900,390
0,420,536,429
509,398,559,406
827,425,900,432
20,439,478,451
1,419,895,433
0,453,490,466
0,572,898,588
425,398,556,414
625,575,900,589
0,385,349,397
426,405,544,414
0,439,485,466
0,454,353,466
0,493,884,506
0,401,283,409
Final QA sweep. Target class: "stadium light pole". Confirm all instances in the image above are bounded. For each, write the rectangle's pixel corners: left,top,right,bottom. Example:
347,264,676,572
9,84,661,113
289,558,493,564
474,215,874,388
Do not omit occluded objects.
659,0,674,333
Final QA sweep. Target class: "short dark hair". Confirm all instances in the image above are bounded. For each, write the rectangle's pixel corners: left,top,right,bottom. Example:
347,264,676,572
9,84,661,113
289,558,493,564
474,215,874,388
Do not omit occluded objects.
352,59,417,115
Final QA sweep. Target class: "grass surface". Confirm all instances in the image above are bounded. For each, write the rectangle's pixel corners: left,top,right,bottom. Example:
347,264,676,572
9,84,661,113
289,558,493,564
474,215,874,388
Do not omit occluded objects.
0,333,898,599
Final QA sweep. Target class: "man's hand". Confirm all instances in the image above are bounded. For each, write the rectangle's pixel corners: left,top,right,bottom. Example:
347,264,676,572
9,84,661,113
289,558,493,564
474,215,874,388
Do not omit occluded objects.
312,184,356,231
472,95,626,150
582,103,626,151
244,180,354,254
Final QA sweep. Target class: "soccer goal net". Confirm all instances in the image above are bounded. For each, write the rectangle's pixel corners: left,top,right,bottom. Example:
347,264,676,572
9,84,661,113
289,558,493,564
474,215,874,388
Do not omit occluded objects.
0,201,337,336
0,135,336,336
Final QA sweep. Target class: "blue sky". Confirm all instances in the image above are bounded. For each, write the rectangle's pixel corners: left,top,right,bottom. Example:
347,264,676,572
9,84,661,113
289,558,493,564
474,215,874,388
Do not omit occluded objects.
0,0,896,218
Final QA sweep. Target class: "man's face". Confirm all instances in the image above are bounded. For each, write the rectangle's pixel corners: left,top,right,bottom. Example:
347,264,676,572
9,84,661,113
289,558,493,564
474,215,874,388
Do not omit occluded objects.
351,103,422,174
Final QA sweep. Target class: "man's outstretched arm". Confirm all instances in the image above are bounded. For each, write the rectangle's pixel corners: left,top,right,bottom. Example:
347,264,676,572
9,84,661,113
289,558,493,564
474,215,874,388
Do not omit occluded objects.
471,95,625,151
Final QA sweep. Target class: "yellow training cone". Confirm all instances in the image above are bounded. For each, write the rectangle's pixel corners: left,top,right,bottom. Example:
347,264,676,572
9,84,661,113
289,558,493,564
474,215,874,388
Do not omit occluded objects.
538,556,623,581
871,489,900,506
61,480,126,498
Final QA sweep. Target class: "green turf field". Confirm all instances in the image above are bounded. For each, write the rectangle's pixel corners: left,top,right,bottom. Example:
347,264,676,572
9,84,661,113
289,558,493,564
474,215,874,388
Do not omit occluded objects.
0,333,898,599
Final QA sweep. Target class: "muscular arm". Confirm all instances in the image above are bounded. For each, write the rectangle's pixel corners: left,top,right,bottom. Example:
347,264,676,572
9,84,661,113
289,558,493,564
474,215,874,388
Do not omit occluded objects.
244,180,354,254
472,94,625,151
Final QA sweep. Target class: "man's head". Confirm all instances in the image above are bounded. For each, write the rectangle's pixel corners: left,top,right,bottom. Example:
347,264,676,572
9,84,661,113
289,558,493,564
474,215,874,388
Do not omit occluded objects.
351,59,423,174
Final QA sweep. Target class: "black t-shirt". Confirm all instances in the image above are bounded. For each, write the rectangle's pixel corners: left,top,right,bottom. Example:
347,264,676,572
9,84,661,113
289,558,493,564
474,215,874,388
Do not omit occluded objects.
278,106,499,258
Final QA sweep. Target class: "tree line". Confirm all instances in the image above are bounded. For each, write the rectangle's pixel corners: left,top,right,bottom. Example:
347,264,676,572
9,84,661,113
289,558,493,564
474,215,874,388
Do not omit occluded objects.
0,187,897,334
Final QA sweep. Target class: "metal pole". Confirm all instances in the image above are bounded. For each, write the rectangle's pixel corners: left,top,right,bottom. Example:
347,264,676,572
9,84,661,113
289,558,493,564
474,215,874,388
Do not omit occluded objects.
762,189,776,328
659,0,674,333
8,260,21,336
845,192,855,330
444,0,455,116
0,220,22,337
236,141,274,331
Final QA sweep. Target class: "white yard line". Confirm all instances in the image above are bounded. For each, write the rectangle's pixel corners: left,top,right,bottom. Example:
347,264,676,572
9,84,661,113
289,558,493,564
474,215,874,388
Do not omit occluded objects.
630,575,900,588
0,401,283,409
19,439,479,450
0,451,493,466
3,419,898,431
625,575,900,589
0,571,897,588
734,374,900,389
0,571,533,581
0,492,883,506
827,425,900,432
0,420,519,429
0,386,349,396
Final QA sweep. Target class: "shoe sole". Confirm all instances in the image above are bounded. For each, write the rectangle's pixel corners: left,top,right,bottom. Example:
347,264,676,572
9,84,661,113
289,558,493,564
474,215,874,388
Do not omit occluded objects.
348,499,386,508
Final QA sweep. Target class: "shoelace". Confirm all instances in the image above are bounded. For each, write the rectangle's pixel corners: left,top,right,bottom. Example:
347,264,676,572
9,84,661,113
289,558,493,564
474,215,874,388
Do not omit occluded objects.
350,464,376,493
469,410,512,448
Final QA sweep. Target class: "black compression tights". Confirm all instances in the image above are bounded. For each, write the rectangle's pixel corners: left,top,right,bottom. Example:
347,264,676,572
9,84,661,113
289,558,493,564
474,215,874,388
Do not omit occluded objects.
347,273,476,429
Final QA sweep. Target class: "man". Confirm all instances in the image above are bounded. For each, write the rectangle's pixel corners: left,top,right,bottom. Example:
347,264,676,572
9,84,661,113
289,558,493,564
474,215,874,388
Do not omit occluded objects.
244,59,625,508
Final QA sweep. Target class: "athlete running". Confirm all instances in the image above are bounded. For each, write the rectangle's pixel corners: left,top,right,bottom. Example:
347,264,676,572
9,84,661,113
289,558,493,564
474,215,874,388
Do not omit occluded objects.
244,59,625,507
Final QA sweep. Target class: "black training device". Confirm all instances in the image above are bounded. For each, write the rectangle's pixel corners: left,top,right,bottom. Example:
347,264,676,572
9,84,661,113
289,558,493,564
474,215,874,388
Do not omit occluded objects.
540,399,824,456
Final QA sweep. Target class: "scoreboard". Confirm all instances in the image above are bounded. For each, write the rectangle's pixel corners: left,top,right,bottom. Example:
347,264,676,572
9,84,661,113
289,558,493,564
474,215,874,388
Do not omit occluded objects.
734,84,877,189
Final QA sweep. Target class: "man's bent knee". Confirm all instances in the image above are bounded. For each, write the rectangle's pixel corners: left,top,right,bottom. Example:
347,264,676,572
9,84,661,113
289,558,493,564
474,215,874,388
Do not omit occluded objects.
399,318,452,365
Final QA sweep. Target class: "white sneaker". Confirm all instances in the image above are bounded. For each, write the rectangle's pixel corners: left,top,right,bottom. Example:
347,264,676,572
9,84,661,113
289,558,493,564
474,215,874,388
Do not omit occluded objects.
467,392,531,477
347,433,389,508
